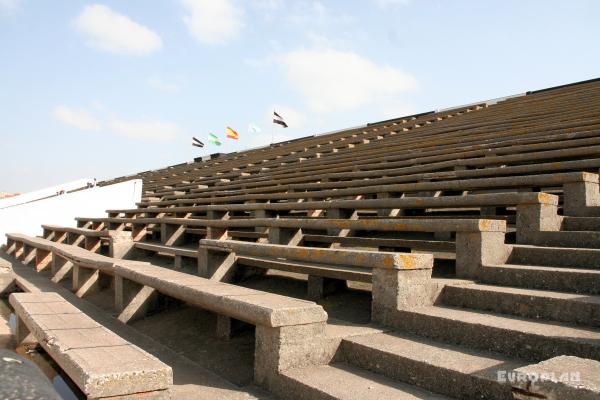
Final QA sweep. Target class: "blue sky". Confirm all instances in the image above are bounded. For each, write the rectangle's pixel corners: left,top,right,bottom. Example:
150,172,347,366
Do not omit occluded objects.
1,0,599,192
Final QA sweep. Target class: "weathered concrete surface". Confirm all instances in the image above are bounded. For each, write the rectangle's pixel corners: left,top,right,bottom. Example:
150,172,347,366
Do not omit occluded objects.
512,356,600,400
3,255,274,400
341,331,523,399
113,261,328,328
200,239,433,270
0,349,62,400
10,292,173,399
276,363,451,399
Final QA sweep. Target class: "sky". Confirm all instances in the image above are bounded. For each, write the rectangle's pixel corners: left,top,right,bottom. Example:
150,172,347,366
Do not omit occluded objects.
1,0,599,192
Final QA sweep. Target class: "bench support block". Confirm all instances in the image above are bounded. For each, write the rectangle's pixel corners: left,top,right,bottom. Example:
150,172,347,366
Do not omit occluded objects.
516,202,562,244
254,322,327,389
15,315,37,346
73,267,109,298
51,254,73,283
198,248,237,282
564,178,600,216
216,315,232,340
35,249,52,272
371,268,432,326
455,231,510,279
109,231,134,259
307,275,347,300
115,276,158,323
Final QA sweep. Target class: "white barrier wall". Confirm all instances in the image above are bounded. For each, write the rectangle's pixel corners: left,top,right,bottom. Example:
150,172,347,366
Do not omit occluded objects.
0,179,142,245
0,178,93,209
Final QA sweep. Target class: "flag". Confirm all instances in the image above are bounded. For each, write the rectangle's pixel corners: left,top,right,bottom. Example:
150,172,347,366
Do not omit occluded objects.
192,136,204,147
273,111,288,128
226,126,239,140
208,133,221,146
248,123,261,134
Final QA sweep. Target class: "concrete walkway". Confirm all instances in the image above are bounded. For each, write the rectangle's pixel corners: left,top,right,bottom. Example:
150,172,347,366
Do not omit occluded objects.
0,254,275,400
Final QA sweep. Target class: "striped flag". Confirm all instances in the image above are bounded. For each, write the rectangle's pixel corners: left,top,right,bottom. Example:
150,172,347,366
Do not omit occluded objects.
226,126,239,140
273,111,288,128
192,136,204,148
208,133,221,146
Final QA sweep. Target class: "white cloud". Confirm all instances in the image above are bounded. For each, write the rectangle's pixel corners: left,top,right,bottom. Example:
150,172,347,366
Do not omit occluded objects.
280,47,417,113
74,4,162,55
53,105,102,131
374,0,412,6
108,119,179,142
181,0,243,45
0,0,20,13
147,77,180,92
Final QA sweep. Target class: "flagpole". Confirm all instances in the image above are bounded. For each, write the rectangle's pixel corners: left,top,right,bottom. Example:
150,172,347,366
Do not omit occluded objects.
271,109,274,145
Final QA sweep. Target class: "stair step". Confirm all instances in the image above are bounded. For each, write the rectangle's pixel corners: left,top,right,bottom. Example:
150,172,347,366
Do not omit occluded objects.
481,263,600,294
394,305,600,362
562,216,600,231
342,331,522,400
520,231,600,249
441,283,600,326
278,363,451,400
509,245,600,269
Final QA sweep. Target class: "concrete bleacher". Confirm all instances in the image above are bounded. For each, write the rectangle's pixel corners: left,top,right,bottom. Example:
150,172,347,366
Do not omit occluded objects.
3,78,600,399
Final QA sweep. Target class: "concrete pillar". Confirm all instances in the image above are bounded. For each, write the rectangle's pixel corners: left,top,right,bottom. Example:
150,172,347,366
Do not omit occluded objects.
516,200,562,244
197,247,237,281
563,173,600,216
54,231,68,244
268,227,303,246
131,224,147,241
307,275,347,300
22,245,36,266
15,316,37,346
254,322,327,389
455,231,511,279
73,266,108,298
371,267,432,326
35,249,52,272
5,239,16,256
51,253,73,283
114,276,157,324
109,231,134,259
84,237,102,253
216,315,232,340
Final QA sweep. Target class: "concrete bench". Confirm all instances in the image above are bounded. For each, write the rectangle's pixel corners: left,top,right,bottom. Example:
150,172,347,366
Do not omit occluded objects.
9,292,172,399
198,238,438,305
6,233,54,271
42,224,109,253
100,216,507,280
5,233,335,388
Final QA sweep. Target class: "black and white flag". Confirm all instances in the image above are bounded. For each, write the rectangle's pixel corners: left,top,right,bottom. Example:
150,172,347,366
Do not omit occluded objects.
273,111,288,128
192,136,204,147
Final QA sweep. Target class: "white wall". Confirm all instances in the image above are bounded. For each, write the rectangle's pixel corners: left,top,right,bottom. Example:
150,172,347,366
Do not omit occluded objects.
0,179,142,245
0,178,93,209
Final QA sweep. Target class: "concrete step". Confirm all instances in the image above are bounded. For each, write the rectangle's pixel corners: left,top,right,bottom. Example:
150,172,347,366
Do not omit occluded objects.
277,363,451,400
394,305,600,362
480,263,600,294
521,231,600,249
509,245,600,269
440,283,600,327
562,216,600,231
341,331,522,400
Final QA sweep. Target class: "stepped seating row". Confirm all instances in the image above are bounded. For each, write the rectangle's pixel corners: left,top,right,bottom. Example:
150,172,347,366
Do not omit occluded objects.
99,81,600,198
118,82,600,201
